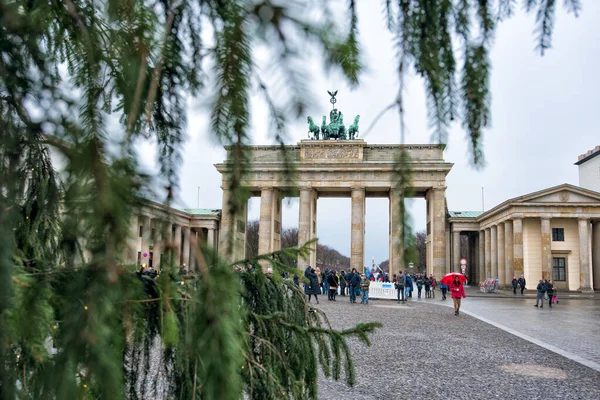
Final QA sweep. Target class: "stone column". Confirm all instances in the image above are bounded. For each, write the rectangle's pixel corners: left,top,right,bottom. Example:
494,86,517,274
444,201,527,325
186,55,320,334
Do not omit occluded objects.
513,218,524,282
351,187,366,273
593,221,600,290
578,218,592,291
128,216,140,264
497,224,505,286
272,189,282,253
469,233,477,282
173,225,182,266
258,187,274,255
490,225,498,279
389,189,403,277
298,187,312,271
504,220,514,284
541,217,552,281
218,187,233,258
152,220,162,269
207,228,215,250
427,187,447,279
309,190,318,269
478,230,485,282
452,229,461,273
181,226,191,270
484,227,491,278
140,215,152,266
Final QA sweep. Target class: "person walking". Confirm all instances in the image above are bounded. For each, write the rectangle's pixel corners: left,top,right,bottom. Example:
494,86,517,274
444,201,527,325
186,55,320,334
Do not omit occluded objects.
518,275,526,295
511,276,518,295
305,267,320,304
546,280,555,308
339,270,347,296
360,274,370,304
430,275,437,299
323,267,330,295
416,275,424,298
449,275,466,316
439,281,448,300
396,271,406,302
424,276,432,298
327,270,338,301
405,274,413,299
534,279,546,308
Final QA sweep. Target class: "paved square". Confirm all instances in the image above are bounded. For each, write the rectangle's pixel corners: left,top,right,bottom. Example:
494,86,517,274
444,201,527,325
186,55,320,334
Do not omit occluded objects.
314,295,600,399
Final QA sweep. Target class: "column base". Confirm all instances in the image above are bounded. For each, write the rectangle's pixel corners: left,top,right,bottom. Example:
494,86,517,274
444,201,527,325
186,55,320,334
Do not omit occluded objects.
578,286,593,293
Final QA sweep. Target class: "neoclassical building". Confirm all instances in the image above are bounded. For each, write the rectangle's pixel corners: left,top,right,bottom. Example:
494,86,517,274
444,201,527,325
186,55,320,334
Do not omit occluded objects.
127,143,600,292
448,184,600,291
126,199,220,269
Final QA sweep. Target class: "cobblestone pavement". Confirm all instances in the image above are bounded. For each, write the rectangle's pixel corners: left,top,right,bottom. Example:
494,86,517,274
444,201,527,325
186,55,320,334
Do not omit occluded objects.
314,295,600,400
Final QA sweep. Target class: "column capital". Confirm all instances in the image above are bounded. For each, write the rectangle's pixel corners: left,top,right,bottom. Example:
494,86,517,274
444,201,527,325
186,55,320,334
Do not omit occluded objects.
540,214,551,220
512,213,524,220
299,185,313,192
259,186,274,192
578,217,590,222
350,186,365,192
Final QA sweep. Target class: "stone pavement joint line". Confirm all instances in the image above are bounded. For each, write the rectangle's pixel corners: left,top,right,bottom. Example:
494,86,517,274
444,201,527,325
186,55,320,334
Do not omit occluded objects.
452,307,600,373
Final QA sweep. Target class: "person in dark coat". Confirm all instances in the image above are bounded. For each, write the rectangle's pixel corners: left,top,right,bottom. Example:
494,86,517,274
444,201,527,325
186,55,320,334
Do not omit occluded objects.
327,271,338,301
546,280,555,308
518,275,526,295
339,270,347,296
305,267,320,304
534,279,546,308
511,276,518,295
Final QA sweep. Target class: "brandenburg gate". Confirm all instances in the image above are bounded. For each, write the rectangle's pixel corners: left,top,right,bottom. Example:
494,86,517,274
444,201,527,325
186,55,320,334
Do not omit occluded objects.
216,93,453,278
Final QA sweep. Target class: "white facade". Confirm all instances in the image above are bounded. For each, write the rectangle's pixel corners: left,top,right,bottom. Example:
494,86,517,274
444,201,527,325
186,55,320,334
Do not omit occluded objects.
576,146,600,193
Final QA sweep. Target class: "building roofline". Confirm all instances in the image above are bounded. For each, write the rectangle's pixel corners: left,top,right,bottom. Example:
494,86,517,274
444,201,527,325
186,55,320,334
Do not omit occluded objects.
575,146,600,165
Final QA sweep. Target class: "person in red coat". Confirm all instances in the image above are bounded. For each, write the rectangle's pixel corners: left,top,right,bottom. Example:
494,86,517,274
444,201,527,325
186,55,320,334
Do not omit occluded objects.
449,276,466,316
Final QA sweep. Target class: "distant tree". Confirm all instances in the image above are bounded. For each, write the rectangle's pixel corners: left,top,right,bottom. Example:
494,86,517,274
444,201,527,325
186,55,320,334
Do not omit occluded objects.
246,220,260,258
281,227,299,250
416,230,427,272
316,244,350,271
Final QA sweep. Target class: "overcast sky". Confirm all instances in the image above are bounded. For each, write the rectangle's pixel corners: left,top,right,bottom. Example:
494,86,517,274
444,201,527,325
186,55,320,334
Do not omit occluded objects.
139,1,600,267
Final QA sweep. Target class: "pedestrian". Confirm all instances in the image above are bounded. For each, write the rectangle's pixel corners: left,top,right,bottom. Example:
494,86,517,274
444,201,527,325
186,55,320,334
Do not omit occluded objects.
511,276,518,295
396,271,406,302
546,280,555,308
339,270,347,296
293,273,299,287
405,274,413,299
360,274,370,304
430,275,437,298
518,275,526,295
305,267,320,304
416,275,424,298
439,281,448,300
534,279,546,308
327,270,338,301
449,275,467,316
349,268,361,303
424,276,432,298
323,267,330,294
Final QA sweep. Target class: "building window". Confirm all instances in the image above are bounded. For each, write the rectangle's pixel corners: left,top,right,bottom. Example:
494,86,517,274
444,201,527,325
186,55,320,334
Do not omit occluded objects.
552,257,566,281
552,228,564,241
139,226,143,237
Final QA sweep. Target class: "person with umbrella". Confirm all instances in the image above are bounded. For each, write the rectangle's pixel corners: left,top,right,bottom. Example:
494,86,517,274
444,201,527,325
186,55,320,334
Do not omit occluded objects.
441,273,467,316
